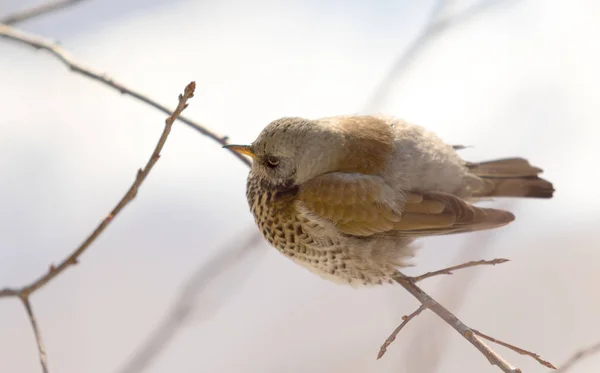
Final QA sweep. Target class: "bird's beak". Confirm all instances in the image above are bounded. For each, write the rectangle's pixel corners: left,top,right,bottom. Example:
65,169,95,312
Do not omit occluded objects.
223,144,256,158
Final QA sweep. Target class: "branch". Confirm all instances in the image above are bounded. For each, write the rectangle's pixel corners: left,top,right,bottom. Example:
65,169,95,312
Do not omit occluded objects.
377,305,425,359
0,81,196,300
377,258,508,359
0,82,195,373
392,272,554,373
20,297,49,373
410,258,509,283
0,0,86,25
401,203,515,373
555,341,600,373
472,329,556,369
0,16,257,372
0,23,251,167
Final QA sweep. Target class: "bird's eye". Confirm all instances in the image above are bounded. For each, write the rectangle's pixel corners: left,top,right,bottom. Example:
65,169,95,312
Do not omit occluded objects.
266,156,280,168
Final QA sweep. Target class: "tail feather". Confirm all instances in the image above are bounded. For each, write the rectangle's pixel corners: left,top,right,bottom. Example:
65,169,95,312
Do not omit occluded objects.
467,158,554,199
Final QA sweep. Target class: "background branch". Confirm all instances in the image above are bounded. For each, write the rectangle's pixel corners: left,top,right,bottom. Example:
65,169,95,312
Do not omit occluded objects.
116,231,263,373
362,0,518,113
555,341,600,373
1,0,86,25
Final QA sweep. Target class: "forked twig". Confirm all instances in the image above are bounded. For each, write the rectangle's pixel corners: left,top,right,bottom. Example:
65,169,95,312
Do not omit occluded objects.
0,81,196,373
393,272,554,373
0,82,196,300
378,257,510,359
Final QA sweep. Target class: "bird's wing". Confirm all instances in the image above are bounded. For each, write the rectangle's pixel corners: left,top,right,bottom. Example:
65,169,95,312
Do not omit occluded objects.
296,172,515,237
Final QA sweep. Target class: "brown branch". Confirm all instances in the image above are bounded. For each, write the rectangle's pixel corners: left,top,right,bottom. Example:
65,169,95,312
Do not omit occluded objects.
555,341,600,373
377,305,425,359
1,81,195,373
379,257,510,360
0,23,251,167
472,329,556,369
0,81,196,300
393,272,553,373
20,296,49,373
1,0,86,25
402,202,515,373
410,258,510,283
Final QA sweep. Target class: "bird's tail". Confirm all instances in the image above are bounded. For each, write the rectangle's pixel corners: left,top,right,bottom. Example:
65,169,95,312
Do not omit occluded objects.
466,158,554,198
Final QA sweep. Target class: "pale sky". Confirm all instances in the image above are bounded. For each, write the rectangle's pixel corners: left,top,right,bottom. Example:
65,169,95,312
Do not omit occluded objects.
1,1,599,372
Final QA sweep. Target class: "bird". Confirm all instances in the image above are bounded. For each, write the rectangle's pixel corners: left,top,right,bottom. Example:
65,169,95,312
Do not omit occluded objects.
224,115,554,286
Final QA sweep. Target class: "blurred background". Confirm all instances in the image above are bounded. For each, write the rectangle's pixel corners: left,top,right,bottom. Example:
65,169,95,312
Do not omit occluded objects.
1,0,599,372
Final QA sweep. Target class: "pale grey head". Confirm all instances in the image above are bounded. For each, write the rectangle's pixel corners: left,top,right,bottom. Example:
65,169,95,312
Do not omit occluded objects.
224,117,342,187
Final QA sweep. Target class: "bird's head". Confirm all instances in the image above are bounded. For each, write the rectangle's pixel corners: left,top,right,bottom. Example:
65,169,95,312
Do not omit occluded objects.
224,116,395,188
224,117,340,187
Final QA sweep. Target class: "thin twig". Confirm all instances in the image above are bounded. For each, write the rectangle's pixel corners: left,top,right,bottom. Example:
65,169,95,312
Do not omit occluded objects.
0,23,251,167
20,296,49,373
1,0,86,25
555,341,600,373
377,304,426,359
0,81,196,300
410,258,509,283
379,257,509,360
472,329,556,369
393,272,553,373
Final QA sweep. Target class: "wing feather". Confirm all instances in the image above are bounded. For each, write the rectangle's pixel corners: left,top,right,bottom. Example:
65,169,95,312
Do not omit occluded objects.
296,173,515,237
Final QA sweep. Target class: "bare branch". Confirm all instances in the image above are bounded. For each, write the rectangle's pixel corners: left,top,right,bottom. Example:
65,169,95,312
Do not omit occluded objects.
410,258,509,283
0,81,196,300
555,341,600,373
379,257,509,360
472,329,556,369
1,0,86,25
377,305,426,359
20,296,49,373
401,203,514,373
393,272,553,373
0,81,196,373
0,23,251,167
